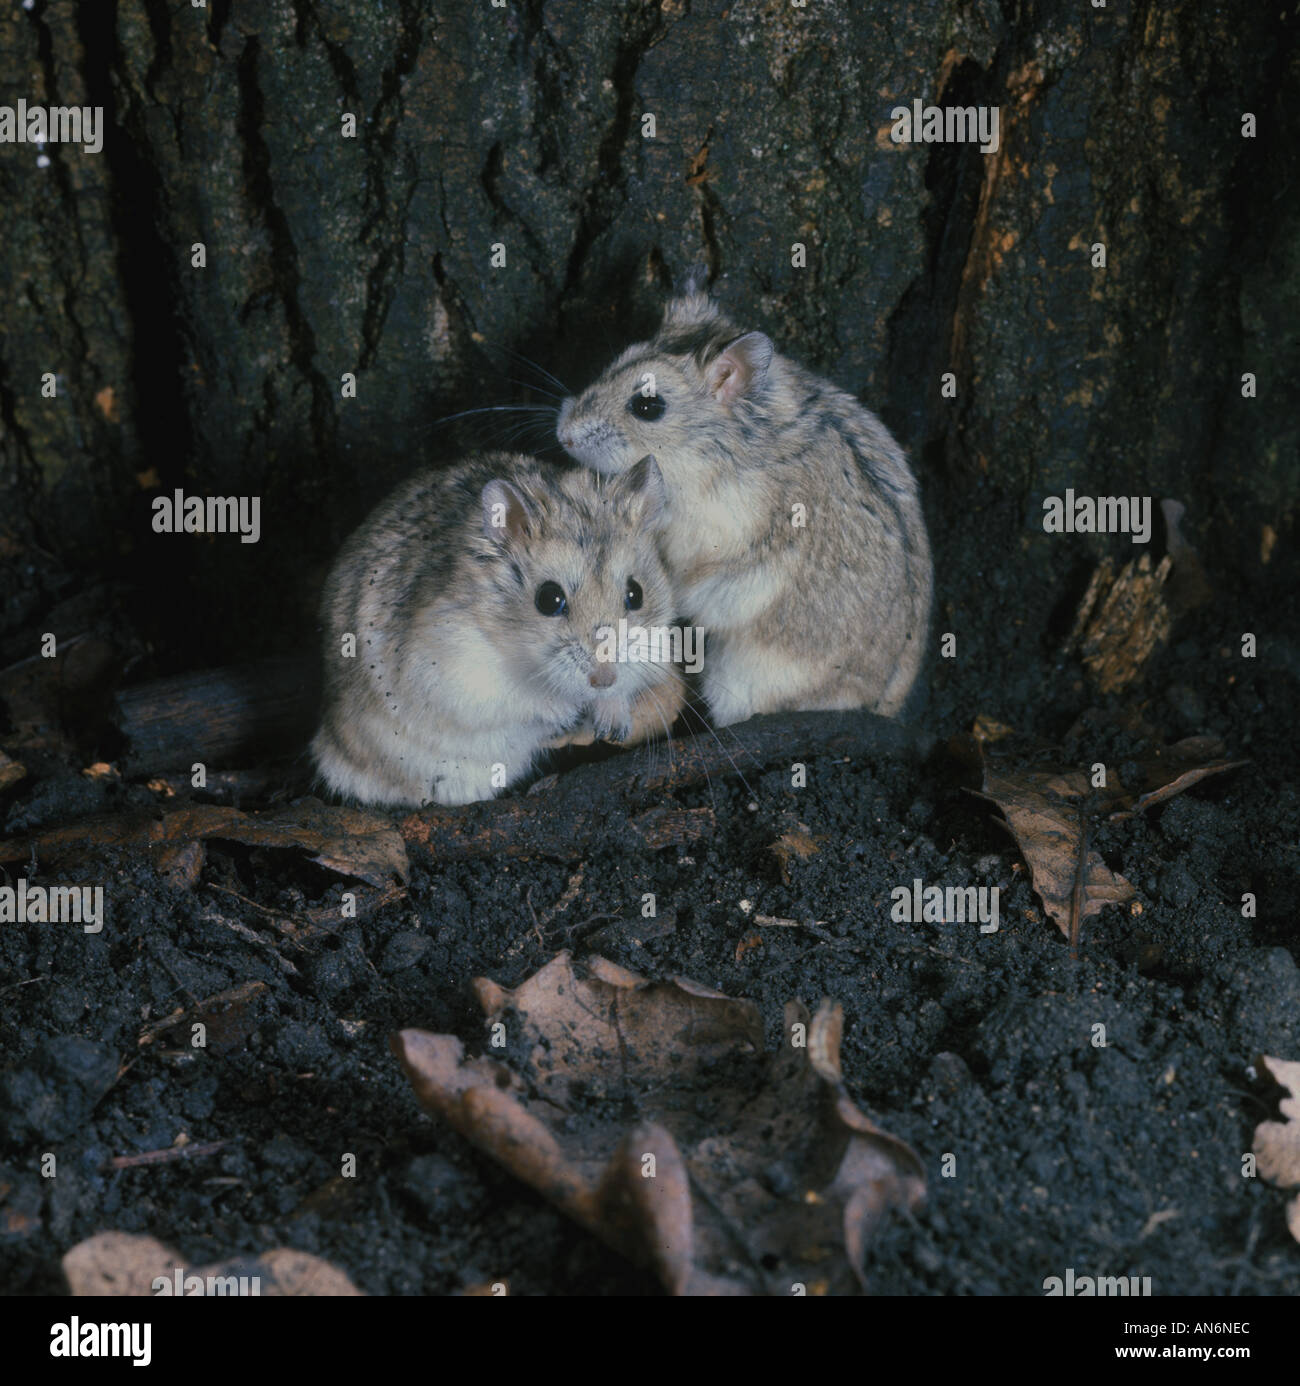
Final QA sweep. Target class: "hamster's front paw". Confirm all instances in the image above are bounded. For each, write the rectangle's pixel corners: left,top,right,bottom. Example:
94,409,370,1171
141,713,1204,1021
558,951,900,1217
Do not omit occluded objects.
543,717,599,749
590,698,634,746
604,677,686,747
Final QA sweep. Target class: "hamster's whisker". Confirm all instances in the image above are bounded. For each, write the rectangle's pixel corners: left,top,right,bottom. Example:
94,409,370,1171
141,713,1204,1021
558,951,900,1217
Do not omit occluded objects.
677,695,759,802
504,377,565,401
433,405,557,425
499,419,560,447
483,342,572,395
633,679,678,782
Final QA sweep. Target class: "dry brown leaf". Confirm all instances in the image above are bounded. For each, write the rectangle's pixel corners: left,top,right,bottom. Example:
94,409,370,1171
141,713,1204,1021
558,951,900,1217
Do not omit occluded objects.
138,980,267,1055
1106,736,1249,819
392,951,924,1295
1252,1056,1300,1244
979,764,1134,944
0,796,408,888
63,1230,363,1295
769,823,820,884
975,736,1245,946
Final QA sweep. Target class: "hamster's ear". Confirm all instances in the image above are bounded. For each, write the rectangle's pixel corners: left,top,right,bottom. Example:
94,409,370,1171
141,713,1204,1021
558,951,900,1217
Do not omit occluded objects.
481,479,532,545
614,454,667,523
705,332,773,405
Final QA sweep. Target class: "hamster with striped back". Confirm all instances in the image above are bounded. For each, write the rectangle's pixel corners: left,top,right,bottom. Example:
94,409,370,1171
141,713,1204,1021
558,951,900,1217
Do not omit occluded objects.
556,288,933,725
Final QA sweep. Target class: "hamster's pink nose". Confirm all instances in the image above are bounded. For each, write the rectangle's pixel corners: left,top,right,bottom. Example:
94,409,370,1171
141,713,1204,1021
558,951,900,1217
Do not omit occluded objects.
588,664,616,689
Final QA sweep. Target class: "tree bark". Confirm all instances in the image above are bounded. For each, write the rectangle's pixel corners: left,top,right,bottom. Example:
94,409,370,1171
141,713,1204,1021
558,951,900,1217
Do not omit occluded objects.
1,0,1295,671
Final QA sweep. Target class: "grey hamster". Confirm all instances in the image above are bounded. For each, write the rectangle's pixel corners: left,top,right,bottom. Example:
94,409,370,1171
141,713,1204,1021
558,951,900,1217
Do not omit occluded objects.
556,289,933,726
311,452,684,807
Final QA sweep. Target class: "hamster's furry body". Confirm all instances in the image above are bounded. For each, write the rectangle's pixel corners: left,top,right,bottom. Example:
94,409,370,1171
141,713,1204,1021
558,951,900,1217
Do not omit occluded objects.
312,453,682,807
556,292,933,725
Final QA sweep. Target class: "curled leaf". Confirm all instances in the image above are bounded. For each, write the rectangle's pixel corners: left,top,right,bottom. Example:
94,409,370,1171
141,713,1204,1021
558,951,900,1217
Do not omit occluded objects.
392,951,924,1295
1252,1056,1300,1244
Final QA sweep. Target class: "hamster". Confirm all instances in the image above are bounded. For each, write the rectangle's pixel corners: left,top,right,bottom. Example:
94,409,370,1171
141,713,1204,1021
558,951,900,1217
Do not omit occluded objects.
555,289,933,726
311,452,685,808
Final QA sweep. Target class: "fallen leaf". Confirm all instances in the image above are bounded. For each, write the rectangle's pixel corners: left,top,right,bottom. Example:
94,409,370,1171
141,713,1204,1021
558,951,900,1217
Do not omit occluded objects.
1252,1056,1300,1244
139,980,267,1055
392,951,924,1295
769,823,820,884
62,1231,363,1295
1106,736,1248,819
973,736,1246,946
978,764,1134,944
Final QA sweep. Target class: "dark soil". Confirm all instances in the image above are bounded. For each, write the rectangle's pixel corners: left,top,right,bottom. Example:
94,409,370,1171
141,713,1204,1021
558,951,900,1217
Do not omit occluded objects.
1,480,1298,1299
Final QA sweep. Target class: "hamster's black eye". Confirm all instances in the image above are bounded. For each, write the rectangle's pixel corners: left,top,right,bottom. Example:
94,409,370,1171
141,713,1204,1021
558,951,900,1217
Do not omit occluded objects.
535,581,567,617
628,393,666,422
624,578,643,612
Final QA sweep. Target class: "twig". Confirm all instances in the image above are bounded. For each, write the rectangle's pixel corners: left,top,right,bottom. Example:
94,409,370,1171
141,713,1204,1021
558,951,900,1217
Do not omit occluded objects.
0,974,47,999
204,912,300,975
524,886,544,948
109,1138,237,1169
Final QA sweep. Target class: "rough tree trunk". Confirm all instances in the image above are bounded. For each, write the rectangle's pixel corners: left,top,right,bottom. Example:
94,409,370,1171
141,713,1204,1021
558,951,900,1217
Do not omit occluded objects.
1,0,1296,675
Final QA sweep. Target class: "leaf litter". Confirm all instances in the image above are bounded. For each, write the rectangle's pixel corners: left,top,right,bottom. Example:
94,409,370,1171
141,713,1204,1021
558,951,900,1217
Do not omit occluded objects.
62,1230,362,1296
1252,1056,1300,1244
392,950,924,1295
973,732,1247,951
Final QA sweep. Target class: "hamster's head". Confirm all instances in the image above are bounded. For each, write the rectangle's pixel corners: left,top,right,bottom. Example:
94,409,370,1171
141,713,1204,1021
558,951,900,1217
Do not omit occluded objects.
478,456,680,736
556,291,774,492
